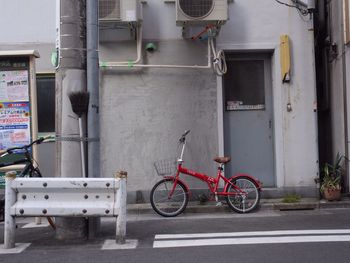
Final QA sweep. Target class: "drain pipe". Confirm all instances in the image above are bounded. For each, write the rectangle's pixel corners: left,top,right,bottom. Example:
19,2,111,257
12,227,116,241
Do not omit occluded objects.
341,12,349,192
86,0,100,238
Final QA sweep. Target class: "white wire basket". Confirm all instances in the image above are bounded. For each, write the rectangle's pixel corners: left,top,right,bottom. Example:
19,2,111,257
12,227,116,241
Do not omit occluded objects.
154,158,177,176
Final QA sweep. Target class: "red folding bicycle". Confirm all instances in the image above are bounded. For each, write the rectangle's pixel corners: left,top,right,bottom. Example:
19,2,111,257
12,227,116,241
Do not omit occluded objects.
150,130,262,217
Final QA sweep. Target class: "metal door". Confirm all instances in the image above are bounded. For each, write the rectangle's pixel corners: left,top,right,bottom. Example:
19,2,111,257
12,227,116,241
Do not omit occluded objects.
223,53,275,187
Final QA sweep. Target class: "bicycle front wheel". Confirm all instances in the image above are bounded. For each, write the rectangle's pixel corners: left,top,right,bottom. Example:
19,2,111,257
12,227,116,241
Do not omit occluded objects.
150,178,188,217
226,176,260,213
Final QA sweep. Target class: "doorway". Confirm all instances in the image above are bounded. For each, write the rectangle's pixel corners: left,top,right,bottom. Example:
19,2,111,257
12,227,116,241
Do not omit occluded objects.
223,52,275,187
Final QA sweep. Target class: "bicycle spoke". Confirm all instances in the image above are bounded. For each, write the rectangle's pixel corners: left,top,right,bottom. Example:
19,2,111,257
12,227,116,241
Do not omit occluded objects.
150,179,188,217
154,191,185,203
226,177,260,213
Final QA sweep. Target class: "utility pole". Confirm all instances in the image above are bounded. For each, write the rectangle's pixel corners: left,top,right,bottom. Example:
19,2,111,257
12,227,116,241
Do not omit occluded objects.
55,0,88,240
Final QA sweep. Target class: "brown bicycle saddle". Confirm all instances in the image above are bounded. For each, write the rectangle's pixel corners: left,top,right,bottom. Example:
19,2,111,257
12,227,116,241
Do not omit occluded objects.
213,156,231,164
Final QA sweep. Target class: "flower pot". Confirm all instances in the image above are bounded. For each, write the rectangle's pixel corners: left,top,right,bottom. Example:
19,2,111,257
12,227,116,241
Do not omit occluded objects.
323,187,341,201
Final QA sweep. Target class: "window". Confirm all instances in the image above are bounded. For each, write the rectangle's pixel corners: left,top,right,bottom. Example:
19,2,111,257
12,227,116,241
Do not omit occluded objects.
224,59,265,111
36,74,55,133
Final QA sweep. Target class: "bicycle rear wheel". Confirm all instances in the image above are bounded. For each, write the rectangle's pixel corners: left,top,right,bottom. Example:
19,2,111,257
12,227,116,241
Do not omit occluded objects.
150,178,188,217
226,176,260,213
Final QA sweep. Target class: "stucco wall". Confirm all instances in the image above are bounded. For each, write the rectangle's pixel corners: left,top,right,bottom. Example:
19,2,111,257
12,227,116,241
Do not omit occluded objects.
100,41,218,192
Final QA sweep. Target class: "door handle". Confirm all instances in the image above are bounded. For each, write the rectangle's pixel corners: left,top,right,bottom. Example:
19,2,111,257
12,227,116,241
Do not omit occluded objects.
269,120,272,129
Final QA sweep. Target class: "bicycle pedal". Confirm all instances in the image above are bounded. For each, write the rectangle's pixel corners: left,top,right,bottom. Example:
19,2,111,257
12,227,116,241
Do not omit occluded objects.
216,202,223,207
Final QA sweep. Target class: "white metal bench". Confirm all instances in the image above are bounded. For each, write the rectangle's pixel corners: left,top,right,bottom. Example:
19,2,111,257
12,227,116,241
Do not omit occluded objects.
3,172,127,249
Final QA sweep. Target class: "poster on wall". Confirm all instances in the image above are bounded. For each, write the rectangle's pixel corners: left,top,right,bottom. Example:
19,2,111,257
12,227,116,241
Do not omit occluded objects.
0,70,29,102
0,102,31,150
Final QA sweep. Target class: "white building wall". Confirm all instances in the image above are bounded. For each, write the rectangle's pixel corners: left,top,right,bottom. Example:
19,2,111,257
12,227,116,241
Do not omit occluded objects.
0,0,56,179
0,0,56,72
0,0,56,44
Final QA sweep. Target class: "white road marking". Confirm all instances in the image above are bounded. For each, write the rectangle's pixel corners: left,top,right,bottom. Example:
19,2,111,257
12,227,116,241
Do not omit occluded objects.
153,235,350,248
153,229,350,248
155,229,350,240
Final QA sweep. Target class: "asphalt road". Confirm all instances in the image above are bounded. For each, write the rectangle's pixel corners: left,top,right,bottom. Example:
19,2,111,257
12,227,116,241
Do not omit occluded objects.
1,208,350,263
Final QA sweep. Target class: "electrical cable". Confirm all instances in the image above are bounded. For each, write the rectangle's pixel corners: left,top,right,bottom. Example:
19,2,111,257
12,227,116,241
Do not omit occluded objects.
274,0,309,16
209,36,227,76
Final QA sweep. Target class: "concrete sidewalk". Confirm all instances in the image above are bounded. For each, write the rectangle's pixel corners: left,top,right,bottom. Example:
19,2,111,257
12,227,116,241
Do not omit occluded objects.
127,197,350,215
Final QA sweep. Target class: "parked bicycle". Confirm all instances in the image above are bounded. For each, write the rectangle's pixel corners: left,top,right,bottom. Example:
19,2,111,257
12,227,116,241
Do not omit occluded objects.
0,137,55,228
150,130,262,217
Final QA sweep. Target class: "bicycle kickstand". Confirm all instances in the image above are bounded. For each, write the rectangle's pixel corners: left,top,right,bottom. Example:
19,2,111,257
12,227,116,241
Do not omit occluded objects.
214,193,223,207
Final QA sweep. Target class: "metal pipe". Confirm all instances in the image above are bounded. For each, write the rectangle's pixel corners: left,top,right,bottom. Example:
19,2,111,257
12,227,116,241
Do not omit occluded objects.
104,24,143,65
86,0,100,238
101,37,212,69
4,171,16,249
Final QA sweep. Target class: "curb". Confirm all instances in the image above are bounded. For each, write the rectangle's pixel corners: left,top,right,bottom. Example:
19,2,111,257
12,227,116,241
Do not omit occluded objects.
127,199,350,215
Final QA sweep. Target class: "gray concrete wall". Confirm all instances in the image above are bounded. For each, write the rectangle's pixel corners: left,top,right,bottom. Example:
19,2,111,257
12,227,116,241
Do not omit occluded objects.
100,40,218,193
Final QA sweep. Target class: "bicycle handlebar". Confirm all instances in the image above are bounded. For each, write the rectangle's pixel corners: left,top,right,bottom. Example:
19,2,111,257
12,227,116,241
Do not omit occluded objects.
179,130,190,143
3,137,49,155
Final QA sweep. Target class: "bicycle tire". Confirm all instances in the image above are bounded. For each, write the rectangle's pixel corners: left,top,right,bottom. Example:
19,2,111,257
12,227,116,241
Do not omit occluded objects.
0,198,4,222
226,176,260,213
150,178,188,217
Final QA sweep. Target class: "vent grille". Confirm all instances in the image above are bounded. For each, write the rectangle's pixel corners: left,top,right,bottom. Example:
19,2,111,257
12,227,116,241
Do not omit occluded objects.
99,0,121,20
179,0,214,18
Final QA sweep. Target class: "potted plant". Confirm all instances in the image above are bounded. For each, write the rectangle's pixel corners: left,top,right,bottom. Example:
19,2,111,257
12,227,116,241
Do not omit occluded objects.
320,153,343,201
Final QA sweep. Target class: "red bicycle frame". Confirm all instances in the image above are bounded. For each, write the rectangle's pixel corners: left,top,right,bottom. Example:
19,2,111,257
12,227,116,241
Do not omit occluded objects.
166,163,261,199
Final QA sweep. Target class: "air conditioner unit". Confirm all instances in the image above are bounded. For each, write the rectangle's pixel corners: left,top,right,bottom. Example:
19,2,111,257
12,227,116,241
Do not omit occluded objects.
99,0,142,23
176,0,228,26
